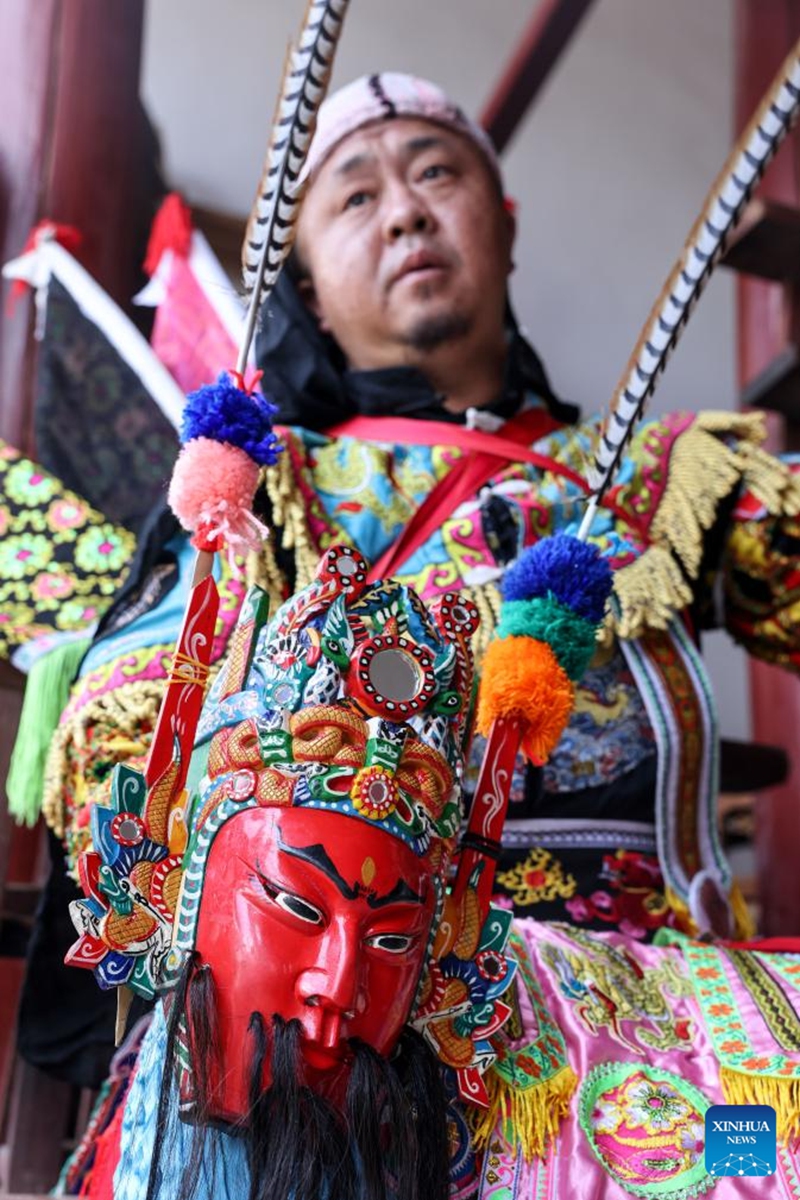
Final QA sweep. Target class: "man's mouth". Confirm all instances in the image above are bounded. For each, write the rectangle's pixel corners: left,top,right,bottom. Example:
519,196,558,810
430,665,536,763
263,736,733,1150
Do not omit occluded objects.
390,250,450,287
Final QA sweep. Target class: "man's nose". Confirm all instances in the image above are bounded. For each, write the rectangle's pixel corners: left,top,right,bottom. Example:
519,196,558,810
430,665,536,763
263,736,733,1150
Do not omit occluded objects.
295,920,363,1019
382,181,434,241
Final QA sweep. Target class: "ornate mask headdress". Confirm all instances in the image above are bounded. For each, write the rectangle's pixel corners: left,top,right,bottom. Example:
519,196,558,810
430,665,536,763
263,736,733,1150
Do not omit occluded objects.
67,542,531,1108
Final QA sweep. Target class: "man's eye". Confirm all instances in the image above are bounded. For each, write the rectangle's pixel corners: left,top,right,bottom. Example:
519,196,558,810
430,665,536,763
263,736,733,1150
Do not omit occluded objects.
420,164,450,181
365,933,415,954
344,190,371,210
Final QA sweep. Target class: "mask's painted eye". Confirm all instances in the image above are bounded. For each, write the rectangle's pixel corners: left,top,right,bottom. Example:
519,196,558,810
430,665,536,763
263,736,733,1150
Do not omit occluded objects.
365,933,415,954
259,877,324,926
275,892,325,925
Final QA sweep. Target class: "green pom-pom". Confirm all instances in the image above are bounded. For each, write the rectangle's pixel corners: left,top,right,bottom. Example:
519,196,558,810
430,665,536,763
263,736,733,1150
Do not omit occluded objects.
497,595,598,681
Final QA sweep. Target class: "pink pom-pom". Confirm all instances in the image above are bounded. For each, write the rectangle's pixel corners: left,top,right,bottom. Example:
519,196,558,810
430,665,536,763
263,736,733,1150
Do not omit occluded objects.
168,438,267,554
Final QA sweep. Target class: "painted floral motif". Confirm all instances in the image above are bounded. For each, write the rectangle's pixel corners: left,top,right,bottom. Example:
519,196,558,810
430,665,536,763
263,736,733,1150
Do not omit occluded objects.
579,1062,714,1197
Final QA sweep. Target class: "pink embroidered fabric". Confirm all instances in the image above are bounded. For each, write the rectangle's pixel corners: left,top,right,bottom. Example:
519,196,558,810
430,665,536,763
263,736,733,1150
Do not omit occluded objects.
477,920,800,1198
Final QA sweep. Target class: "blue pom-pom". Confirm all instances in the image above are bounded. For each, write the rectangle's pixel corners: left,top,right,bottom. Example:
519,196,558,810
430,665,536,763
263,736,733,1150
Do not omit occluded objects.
502,535,613,624
181,372,281,466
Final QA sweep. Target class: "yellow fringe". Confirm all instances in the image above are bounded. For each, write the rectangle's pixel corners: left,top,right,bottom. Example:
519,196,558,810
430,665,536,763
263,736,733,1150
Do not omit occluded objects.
261,454,321,593
720,1066,800,1145
613,545,694,641
610,410,794,640
664,887,698,937
729,878,756,939
665,881,755,940
469,1065,578,1162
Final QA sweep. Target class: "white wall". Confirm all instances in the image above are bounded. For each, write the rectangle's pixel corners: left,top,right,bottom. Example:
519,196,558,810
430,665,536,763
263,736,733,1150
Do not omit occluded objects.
141,0,751,740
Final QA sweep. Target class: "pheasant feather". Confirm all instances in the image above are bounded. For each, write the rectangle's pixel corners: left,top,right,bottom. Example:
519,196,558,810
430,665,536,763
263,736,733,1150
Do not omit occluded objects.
579,35,800,539
238,0,349,374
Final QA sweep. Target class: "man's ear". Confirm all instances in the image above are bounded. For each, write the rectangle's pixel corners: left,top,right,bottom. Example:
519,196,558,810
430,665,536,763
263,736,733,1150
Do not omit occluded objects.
296,275,330,333
502,201,517,277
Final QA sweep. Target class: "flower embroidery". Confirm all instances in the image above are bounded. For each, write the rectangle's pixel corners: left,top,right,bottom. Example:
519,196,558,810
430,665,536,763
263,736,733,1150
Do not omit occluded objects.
624,1078,691,1133
75,525,132,573
696,966,721,980
591,1095,623,1134
47,498,89,531
0,534,53,580
4,461,58,505
31,572,74,602
56,601,99,631
679,1119,705,1165
740,1056,774,1071
719,1039,748,1055
496,846,576,906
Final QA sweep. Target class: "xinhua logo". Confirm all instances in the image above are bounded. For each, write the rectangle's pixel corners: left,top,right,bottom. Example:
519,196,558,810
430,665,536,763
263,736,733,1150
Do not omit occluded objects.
704,1105,776,1176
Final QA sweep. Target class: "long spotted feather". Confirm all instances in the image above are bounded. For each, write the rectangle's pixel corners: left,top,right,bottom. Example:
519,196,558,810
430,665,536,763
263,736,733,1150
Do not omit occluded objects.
238,0,349,373
579,36,800,539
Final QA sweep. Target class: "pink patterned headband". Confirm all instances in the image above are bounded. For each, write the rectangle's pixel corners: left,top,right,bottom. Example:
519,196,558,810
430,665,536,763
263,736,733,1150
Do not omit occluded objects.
304,71,503,188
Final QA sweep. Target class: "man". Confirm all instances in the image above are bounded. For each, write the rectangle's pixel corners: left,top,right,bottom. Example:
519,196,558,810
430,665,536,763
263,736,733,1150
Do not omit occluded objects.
252,72,800,943
56,70,800,1200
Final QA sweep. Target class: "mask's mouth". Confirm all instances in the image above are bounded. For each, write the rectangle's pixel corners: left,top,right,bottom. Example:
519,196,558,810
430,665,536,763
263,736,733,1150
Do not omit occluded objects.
301,1038,352,1073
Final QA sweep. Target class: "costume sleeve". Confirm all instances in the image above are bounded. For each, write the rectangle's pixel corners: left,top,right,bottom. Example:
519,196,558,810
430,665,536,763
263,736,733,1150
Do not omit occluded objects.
0,440,137,660
720,451,800,671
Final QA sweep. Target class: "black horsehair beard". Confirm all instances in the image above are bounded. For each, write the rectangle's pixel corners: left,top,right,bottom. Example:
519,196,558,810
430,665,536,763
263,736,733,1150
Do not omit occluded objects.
146,958,451,1200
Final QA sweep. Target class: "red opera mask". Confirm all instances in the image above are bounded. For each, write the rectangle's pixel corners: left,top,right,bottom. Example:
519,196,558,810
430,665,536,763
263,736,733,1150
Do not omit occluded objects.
69,546,519,1118
194,805,437,1118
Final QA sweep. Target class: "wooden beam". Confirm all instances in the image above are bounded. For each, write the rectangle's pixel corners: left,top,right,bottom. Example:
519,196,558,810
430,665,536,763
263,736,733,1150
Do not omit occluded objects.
723,198,800,283
479,0,597,153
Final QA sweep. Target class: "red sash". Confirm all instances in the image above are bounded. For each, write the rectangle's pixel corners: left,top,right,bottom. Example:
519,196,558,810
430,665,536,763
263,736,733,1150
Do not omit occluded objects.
325,410,588,581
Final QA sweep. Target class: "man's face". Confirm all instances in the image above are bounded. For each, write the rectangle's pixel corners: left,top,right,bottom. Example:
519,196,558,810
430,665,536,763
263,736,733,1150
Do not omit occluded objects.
295,117,514,370
194,805,437,1118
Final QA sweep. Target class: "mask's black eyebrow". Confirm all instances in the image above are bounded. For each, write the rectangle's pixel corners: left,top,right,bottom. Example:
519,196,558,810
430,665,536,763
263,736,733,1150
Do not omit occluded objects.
366,878,425,909
278,833,359,899
276,831,425,907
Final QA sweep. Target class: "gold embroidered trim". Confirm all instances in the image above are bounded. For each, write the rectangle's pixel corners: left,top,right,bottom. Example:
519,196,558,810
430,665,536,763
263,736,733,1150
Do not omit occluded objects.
259,455,321,595
42,680,165,838
613,411,800,639
461,581,502,664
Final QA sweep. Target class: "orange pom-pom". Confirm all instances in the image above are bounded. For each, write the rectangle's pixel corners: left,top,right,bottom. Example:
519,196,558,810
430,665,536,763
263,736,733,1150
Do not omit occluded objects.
476,636,574,765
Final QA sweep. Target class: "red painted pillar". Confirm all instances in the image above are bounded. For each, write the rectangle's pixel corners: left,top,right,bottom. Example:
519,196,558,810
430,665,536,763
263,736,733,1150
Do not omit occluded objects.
0,0,148,456
735,0,800,933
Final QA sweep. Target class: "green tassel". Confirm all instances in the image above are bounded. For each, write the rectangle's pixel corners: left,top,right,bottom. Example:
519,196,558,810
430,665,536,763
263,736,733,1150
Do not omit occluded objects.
6,637,91,826
497,596,597,680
